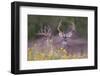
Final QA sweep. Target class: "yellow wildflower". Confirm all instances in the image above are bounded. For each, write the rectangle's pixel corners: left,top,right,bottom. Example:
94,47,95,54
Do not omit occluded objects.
28,48,33,60
33,53,45,60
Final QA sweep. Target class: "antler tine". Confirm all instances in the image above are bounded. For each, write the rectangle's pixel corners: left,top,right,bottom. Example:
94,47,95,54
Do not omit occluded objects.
71,22,76,31
47,25,51,33
40,25,43,33
44,25,47,33
57,18,62,33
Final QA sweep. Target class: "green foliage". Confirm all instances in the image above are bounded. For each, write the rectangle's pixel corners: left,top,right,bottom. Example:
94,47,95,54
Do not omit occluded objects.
28,24,40,40
75,17,88,38
28,15,88,40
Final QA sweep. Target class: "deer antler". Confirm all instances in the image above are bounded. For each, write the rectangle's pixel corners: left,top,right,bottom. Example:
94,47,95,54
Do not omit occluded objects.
37,25,52,37
57,19,62,33
57,19,64,37
65,22,76,38
68,22,76,31
71,22,76,31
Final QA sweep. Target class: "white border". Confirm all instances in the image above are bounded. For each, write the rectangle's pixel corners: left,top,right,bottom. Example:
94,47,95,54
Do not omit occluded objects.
20,6,95,70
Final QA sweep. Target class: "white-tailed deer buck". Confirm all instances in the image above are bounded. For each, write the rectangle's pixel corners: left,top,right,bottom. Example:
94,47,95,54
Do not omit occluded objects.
36,19,77,53
57,19,76,48
37,25,53,53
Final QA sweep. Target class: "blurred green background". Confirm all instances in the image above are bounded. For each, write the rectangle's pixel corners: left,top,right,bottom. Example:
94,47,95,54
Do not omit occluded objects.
28,15,88,40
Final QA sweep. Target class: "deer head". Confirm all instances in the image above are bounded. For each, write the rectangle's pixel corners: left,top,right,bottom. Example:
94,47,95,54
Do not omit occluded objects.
57,20,75,39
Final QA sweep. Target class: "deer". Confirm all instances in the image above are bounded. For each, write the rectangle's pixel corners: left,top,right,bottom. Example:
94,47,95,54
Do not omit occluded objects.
57,19,76,49
37,25,54,54
36,20,76,54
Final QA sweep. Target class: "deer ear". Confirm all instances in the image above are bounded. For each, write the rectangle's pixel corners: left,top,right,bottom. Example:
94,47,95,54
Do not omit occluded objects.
59,32,63,37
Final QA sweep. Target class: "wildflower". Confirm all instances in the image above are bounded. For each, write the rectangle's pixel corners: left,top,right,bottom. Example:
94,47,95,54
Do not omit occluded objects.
28,48,33,60
62,54,68,59
33,53,45,60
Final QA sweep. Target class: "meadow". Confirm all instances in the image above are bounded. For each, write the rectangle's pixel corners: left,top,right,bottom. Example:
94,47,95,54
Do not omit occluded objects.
27,15,88,61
